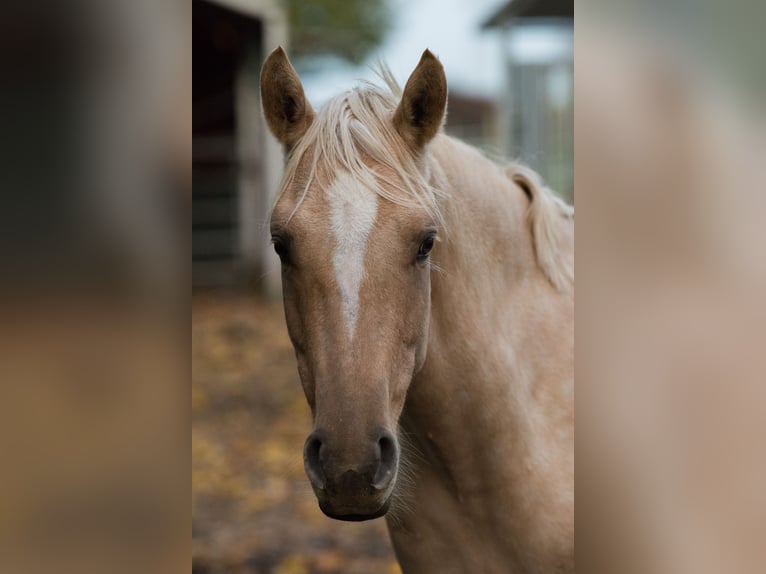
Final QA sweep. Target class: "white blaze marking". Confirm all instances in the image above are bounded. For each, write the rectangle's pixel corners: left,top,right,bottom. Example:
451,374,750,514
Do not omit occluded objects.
326,171,378,339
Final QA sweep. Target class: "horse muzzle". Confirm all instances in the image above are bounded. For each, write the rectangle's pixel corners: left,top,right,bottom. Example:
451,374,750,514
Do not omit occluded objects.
303,427,399,521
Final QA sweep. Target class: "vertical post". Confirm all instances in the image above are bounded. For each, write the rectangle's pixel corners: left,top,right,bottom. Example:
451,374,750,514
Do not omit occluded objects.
496,24,514,158
233,0,288,299
236,42,265,289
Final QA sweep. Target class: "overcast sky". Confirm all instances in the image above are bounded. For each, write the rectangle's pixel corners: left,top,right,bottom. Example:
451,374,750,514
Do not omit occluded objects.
300,0,571,105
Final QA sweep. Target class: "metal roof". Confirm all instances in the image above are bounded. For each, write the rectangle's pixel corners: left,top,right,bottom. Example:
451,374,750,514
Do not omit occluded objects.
202,0,273,21
482,0,573,28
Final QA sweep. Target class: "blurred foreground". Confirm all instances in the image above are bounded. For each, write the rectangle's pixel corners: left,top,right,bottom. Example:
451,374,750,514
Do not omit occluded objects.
575,2,766,572
192,291,398,573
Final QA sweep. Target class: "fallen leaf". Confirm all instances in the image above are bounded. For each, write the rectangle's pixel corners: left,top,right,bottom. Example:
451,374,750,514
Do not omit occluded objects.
275,554,309,574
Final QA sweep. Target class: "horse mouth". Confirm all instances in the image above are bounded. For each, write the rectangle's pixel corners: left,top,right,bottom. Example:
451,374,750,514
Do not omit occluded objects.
318,496,391,522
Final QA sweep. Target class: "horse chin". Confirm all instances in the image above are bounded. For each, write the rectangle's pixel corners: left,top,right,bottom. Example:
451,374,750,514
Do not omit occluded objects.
318,496,391,522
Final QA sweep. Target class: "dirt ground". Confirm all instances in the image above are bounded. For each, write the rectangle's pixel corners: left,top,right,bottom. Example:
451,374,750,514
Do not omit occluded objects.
192,290,399,574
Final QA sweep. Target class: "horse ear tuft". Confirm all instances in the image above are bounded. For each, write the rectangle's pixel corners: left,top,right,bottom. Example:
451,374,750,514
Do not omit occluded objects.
260,47,314,148
393,50,448,150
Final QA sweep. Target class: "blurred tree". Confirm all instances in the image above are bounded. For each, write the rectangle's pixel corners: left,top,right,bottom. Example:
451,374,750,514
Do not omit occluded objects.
284,0,392,65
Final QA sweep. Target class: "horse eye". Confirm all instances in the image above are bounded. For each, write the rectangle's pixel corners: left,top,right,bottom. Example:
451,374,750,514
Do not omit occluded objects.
417,235,436,261
272,236,290,263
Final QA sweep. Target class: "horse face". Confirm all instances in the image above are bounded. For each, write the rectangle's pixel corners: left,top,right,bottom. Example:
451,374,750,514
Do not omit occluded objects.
262,47,447,520
270,172,436,520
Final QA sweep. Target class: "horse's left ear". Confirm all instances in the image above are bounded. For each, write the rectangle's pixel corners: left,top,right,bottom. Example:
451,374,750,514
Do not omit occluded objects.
394,50,447,150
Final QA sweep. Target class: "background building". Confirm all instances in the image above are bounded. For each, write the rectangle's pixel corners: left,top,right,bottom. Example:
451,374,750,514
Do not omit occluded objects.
483,0,574,200
193,0,286,294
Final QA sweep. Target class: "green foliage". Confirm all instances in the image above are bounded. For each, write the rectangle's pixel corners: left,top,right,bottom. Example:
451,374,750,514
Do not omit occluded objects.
284,0,392,65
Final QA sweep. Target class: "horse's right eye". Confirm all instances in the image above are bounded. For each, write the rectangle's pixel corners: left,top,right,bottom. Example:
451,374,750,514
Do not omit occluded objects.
272,237,290,263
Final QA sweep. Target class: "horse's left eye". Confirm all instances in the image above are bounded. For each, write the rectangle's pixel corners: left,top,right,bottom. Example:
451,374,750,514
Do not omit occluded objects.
417,235,435,261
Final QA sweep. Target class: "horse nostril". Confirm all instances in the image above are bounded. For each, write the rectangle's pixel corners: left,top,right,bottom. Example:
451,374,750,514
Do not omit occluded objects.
373,430,399,489
304,432,326,490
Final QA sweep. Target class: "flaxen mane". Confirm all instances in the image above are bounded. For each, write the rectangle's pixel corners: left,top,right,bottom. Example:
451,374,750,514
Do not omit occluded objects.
275,68,444,224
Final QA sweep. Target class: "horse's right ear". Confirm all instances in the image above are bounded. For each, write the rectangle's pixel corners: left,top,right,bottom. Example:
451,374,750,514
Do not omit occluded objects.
260,47,314,148
393,50,448,150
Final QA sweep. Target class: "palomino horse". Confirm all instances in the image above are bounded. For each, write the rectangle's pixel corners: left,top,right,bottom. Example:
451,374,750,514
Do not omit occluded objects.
261,47,574,573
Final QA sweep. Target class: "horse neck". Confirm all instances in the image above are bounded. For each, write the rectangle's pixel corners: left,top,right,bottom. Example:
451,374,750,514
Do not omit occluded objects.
401,134,572,495
425,135,544,353
427,135,538,301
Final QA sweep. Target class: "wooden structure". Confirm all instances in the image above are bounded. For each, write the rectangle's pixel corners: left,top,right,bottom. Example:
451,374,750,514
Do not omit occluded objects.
193,0,287,294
